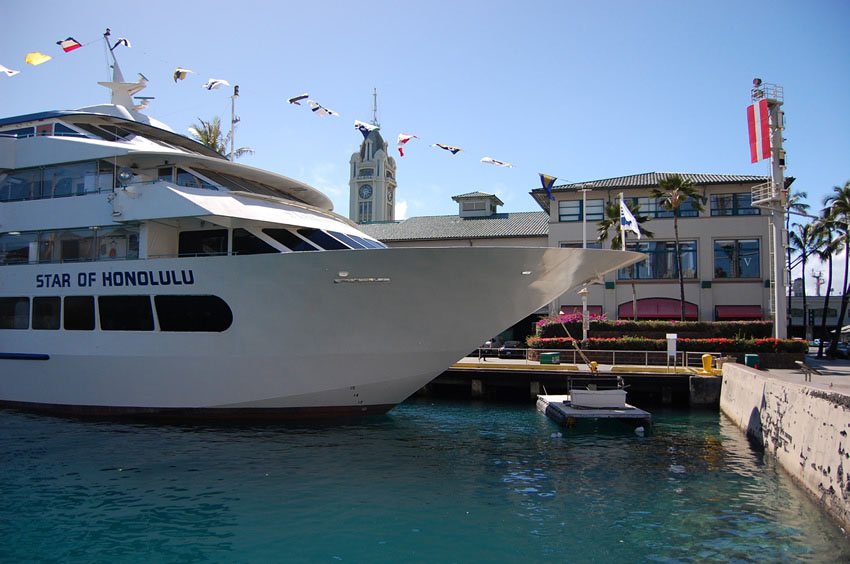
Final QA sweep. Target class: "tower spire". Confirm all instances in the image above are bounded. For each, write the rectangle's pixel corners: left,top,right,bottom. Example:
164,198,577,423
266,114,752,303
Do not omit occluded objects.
371,87,379,127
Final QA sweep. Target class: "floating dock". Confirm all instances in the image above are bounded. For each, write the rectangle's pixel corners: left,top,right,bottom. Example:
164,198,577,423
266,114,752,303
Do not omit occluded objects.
536,394,652,430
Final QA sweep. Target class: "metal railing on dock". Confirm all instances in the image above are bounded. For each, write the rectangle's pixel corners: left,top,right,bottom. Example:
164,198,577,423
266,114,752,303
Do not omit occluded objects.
476,348,725,369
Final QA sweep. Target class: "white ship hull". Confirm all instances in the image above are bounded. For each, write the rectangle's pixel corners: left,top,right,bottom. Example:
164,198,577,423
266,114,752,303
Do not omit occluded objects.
1,247,641,419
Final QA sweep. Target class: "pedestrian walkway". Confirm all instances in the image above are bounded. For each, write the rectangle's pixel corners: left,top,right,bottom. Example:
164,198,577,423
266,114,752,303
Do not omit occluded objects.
765,354,850,395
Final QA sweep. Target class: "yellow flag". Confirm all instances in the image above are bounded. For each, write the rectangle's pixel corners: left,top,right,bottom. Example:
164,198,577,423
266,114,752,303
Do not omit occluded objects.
25,52,52,66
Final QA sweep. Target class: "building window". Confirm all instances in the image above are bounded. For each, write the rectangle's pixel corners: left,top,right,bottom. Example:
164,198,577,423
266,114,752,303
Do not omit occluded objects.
714,239,760,278
711,193,760,216
619,240,698,280
626,197,699,219
462,202,486,212
359,201,373,223
585,199,605,221
558,200,581,222
357,168,374,178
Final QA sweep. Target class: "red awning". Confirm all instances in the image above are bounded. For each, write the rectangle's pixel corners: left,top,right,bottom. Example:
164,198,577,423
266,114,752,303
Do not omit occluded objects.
560,305,603,316
715,305,762,320
618,298,698,320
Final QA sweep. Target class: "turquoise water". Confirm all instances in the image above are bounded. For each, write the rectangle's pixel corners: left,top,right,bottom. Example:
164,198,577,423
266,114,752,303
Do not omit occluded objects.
1,399,848,562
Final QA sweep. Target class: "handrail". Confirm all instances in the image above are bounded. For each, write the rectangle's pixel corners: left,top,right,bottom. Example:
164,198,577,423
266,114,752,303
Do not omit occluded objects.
475,347,725,368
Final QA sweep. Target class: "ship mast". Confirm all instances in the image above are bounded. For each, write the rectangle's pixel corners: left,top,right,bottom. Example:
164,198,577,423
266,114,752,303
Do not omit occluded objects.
98,28,148,109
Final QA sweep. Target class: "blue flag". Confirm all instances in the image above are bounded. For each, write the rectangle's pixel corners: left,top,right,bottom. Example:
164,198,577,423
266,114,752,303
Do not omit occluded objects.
539,173,556,201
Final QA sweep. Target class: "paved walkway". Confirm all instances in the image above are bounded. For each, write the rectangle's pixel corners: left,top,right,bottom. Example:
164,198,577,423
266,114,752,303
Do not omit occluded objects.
765,354,850,395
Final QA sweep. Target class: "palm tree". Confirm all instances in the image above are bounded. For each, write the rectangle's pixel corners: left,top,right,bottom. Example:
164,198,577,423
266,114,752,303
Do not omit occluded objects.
188,116,254,160
651,174,706,322
788,222,815,339
811,213,838,358
822,180,850,358
597,200,653,321
785,190,809,336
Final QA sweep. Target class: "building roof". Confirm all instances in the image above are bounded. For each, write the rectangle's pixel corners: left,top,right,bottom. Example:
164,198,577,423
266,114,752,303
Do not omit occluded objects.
451,191,505,206
359,211,548,242
529,171,790,213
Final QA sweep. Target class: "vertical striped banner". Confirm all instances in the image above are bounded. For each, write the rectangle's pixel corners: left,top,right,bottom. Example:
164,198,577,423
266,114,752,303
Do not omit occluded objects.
747,99,771,163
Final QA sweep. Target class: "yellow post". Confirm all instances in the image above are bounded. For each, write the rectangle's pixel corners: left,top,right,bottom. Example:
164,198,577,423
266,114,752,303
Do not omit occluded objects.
702,354,713,373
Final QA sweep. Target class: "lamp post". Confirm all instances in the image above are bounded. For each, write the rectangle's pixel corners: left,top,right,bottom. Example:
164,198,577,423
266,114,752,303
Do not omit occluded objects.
578,286,589,341
579,187,592,248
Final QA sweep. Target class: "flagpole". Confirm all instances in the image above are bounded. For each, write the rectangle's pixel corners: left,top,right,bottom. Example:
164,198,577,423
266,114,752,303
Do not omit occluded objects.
229,85,239,161
619,192,626,251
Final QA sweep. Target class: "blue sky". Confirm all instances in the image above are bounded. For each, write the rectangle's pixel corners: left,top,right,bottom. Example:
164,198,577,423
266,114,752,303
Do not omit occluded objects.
3,0,849,290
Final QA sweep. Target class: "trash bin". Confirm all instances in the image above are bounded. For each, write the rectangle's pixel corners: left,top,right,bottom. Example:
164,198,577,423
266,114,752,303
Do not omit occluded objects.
540,352,560,365
744,354,759,369
701,354,713,372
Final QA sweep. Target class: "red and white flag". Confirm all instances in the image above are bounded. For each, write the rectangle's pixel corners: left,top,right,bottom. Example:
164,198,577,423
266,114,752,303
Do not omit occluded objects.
397,133,417,156
747,99,770,163
57,37,82,53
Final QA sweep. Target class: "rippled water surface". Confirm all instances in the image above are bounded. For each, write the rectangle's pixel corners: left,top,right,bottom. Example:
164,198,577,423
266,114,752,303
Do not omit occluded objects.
1,399,848,562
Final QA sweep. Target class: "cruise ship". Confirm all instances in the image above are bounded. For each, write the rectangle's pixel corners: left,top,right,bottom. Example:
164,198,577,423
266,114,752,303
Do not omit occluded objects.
0,36,643,419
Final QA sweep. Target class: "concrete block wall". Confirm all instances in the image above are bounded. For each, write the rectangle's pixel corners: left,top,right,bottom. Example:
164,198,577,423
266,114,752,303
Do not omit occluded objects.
720,363,850,530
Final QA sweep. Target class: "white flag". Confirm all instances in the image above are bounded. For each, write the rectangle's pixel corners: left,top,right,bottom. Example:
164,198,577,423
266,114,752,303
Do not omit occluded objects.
620,200,641,239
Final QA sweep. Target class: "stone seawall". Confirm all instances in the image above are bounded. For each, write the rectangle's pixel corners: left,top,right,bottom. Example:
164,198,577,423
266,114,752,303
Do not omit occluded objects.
720,363,850,530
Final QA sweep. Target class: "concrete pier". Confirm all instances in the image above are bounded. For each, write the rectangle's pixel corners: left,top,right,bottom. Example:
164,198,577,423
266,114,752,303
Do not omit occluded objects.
720,360,850,530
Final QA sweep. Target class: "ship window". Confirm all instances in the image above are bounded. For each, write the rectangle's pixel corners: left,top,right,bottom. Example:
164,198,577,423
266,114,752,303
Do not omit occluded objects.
0,127,34,138
263,229,318,252
98,295,154,331
349,235,386,249
32,297,60,330
0,168,42,201
43,161,99,198
64,296,94,330
176,168,218,190
297,229,348,250
0,232,36,264
0,297,29,329
158,167,174,182
154,295,233,332
178,229,228,257
328,231,366,249
232,228,278,255
54,123,84,137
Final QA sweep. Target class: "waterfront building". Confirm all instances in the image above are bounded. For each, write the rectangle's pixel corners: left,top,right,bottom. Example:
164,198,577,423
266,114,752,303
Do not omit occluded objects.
361,172,796,331
530,172,790,323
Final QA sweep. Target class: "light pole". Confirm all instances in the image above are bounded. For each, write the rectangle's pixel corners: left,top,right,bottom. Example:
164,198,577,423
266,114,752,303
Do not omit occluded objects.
579,187,591,248
578,286,589,341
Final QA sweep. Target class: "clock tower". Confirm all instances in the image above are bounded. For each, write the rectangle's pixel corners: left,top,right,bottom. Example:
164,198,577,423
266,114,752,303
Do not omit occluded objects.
349,92,397,223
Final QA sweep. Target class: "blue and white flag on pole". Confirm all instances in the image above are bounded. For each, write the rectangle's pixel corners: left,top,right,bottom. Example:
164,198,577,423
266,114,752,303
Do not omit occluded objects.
620,199,641,239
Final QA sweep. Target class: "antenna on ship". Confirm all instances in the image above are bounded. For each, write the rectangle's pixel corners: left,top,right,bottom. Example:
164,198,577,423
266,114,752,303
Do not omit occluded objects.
98,28,149,110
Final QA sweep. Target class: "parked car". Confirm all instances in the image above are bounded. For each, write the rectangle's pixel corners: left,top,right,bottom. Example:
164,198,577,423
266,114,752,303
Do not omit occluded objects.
835,343,850,359
475,339,499,358
498,341,525,359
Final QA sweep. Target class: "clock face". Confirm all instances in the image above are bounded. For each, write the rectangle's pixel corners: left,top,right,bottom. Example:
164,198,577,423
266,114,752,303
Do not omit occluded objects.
359,185,372,199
